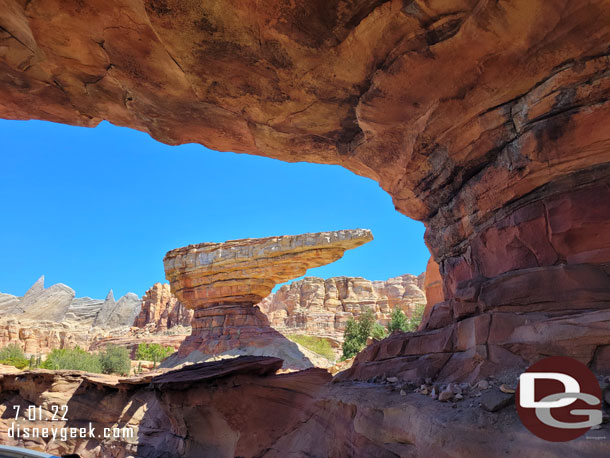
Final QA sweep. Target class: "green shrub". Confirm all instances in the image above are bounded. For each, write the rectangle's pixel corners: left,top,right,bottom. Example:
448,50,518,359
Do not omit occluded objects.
99,345,131,376
387,307,409,333
42,347,103,373
341,317,362,360
386,303,427,334
356,309,375,343
135,343,174,364
286,334,335,361
406,303,426,332
0,344,30,369
371,322,388,341
341,308,387,360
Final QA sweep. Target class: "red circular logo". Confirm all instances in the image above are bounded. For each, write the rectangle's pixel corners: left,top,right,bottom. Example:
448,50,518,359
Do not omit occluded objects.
516,356,602,441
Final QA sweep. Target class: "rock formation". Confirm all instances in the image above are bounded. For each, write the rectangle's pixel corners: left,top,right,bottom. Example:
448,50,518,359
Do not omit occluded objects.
0,319,91,356
0,292,20,312
134,282,193,331
258,273,426,341
2,2,610,454
163,229,373,367
0,358,607,457
0,278,147,355
3,0,609,382
64,296,105,324
0,277,141,328
1,276,75,322
92,290,141,329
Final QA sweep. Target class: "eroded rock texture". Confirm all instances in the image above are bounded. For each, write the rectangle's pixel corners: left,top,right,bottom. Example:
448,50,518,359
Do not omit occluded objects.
258,273,426,342
0,277,141,355
0,278,191,357
1,359,608,458
163,229,372,368
1,1,610,379
133,282,193,331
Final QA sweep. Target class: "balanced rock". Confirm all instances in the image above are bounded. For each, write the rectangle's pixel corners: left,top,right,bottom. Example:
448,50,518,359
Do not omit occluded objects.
163,229,373,367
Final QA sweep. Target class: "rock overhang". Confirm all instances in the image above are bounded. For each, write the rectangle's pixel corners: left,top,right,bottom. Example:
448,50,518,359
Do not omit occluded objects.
1,0,610,380
163,228,373,305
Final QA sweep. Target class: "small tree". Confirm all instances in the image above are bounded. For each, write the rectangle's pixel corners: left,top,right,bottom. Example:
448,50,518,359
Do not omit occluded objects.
357,308,375,344
99,345,131,376
341,317,363,360
341,308,387,360
371,322,388,340
387,307,409,333
406,303,426,332
135,343,174,365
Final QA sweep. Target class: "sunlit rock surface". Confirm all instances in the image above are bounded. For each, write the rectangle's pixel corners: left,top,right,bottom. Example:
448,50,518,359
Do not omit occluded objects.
163,229,372,368
258,273,426,342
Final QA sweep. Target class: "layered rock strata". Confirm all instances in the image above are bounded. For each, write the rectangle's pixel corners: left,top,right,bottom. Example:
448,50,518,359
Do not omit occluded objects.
258,274,426,341
339,170,610,383
0,276,74,322
133,282,193,331
1,0,610,381
163,229,373,367
0,278,144,355
92,290,141,329
0,358,607,458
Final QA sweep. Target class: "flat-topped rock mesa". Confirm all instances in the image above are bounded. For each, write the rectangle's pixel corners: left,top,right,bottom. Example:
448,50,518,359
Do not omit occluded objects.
134,282,193,331
259,273,426,342
163,229,373,368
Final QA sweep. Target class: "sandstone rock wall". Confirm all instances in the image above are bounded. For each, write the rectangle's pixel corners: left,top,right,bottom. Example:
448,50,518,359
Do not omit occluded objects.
0,319,97,356
258,274,426,341
0,358,606,458
133,282,193,331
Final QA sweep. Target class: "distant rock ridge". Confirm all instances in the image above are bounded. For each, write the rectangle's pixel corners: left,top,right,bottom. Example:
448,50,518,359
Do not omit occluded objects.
258,273,426,342
0,276,140,329
92,290,141,329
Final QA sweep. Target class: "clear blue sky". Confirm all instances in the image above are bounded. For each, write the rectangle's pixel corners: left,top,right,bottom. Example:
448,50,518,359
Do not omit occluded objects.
0,120,430,299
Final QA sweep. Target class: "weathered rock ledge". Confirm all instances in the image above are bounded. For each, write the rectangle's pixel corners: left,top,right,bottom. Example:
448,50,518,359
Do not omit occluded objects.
0,359,608,457
163,229,372,368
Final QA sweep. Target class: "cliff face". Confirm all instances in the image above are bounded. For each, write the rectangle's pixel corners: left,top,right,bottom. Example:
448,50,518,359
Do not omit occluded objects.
133,283,193,331
258,274,426,341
